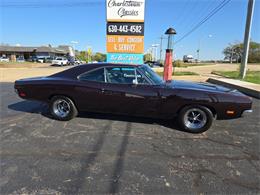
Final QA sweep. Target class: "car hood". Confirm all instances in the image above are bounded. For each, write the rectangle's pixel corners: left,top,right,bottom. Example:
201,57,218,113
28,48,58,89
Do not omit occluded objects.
166,80,234,93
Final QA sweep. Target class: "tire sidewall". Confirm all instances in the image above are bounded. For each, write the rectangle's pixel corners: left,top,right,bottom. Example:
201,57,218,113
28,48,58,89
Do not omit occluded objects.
50,96,78,121
178,105,213,133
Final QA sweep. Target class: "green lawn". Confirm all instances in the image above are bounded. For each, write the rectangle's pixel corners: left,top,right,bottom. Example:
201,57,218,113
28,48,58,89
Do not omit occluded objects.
212,70,260,84
156,71,198,77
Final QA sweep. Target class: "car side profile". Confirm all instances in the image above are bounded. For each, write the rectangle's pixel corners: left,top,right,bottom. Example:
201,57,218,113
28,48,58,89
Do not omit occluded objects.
0,57,10,62
52,57,68,66
14,63,252,133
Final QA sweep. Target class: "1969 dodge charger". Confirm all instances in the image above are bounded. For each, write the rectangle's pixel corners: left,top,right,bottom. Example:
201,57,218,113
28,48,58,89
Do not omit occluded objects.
14,63,252,133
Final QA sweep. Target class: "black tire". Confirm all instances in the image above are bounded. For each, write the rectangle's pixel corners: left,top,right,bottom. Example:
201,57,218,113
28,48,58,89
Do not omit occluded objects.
50,96,78,121
178,105,213,133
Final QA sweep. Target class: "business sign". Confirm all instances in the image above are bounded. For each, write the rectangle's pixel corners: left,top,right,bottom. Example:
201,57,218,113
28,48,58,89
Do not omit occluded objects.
106,0,145,64
107,53,143,64
106,0,145,22
107,22,144,36
107,35,144,53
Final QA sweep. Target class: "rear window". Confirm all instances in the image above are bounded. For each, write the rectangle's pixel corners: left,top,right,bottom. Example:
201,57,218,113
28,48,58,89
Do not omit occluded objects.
78,68,105,82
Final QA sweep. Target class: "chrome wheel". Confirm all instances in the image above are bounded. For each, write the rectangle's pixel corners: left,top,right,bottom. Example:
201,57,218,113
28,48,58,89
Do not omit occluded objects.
53,99,71,118
183,108,207,130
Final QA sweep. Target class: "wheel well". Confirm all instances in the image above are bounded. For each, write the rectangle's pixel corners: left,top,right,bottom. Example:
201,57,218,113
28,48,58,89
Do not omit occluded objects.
177,104,217,118
48,94,77,108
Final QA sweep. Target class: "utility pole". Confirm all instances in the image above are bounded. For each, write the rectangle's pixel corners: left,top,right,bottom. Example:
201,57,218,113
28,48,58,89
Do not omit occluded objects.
196,39,201,63
240,0,255,79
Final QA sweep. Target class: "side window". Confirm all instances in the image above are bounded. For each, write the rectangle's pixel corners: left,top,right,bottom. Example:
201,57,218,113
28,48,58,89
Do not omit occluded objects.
78,68,105,82
136,70,149,85
105,67,150,85
106,67,136,84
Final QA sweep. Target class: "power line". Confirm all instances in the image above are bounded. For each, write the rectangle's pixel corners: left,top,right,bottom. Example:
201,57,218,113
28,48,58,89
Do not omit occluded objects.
174,0,193,28
1,0,103,8
187,0,218,29
175,0,232,45
177,0,200,30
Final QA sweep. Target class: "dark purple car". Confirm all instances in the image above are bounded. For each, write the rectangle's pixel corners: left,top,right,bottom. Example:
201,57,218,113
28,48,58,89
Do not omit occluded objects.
14,63,252,133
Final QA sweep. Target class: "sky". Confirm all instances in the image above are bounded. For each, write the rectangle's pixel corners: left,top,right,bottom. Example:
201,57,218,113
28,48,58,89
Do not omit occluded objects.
0,0,259,60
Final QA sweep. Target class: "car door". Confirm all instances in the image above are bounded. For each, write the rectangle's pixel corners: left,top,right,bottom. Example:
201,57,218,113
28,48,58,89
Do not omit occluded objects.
74,67,107,112
99,66,161,117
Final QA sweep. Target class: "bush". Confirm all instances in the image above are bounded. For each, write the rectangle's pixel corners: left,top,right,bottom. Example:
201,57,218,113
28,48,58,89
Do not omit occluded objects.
173,60,186,67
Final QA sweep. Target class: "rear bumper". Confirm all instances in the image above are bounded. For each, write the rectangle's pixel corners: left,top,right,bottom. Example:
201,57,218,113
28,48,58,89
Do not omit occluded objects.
241,109,253,117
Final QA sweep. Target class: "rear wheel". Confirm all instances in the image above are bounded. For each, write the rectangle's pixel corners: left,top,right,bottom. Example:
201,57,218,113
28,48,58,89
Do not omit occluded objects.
50,96,78,121
178,105,213,133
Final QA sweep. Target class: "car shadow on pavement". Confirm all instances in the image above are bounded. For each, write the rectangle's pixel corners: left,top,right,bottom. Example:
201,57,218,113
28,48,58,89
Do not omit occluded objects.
8,100,185,133
8,100,49,114
77,111,183,132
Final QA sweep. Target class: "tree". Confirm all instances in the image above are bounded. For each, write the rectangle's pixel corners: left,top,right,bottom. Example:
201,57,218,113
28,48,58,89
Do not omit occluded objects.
223,41,260,63
76,51,88,62
248,42,260,63
143,53,152,62
92,52,106,62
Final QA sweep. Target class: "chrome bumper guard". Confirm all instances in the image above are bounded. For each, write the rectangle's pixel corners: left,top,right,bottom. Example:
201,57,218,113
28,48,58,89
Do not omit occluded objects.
242,110,253,117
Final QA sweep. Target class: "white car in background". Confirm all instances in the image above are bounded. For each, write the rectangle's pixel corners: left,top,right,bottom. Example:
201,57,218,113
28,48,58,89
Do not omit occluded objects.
52,57,68,66
0,57,10,62
74,59,86,65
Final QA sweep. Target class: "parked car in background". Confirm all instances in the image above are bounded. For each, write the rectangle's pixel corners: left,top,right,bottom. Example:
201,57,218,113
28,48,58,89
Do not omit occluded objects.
29,56,38,62
52,57,68,66
14,63,252,133
45,57,55,63
0,57,10,62
29,56,53,63
37,57,46,63
74,59,85,65
145,61,163,67
16,56,25,63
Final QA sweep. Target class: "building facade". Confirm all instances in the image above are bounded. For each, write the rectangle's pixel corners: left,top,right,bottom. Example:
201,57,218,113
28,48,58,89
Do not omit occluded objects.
0,45,73,61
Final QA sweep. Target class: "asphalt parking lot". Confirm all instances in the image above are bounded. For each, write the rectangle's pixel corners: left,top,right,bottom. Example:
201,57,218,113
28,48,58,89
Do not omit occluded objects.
0,82,260,194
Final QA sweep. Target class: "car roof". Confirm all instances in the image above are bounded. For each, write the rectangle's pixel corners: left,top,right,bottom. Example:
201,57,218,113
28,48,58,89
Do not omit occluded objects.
50,62,144,79
84,62,141,68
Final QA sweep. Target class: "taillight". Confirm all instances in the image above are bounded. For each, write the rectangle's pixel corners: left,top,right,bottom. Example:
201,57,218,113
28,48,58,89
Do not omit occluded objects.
19,92,26,97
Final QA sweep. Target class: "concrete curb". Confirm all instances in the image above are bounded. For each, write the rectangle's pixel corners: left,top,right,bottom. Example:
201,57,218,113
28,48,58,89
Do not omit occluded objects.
207,78,260,99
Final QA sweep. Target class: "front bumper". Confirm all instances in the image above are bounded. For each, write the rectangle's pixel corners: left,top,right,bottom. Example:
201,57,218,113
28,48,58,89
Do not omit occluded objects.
241,109,253,117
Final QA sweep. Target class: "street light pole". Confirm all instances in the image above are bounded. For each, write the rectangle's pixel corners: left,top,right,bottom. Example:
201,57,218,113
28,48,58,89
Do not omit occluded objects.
197,34,212,63
152,44,159,61
240,0,255,79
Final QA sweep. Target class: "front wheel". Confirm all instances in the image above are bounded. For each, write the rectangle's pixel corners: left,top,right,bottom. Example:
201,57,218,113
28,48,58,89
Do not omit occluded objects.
50,96,78,121
178,105,213,133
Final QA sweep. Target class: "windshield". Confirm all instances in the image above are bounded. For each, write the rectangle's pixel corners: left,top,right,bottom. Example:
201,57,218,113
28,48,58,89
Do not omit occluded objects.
138,65,164,85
